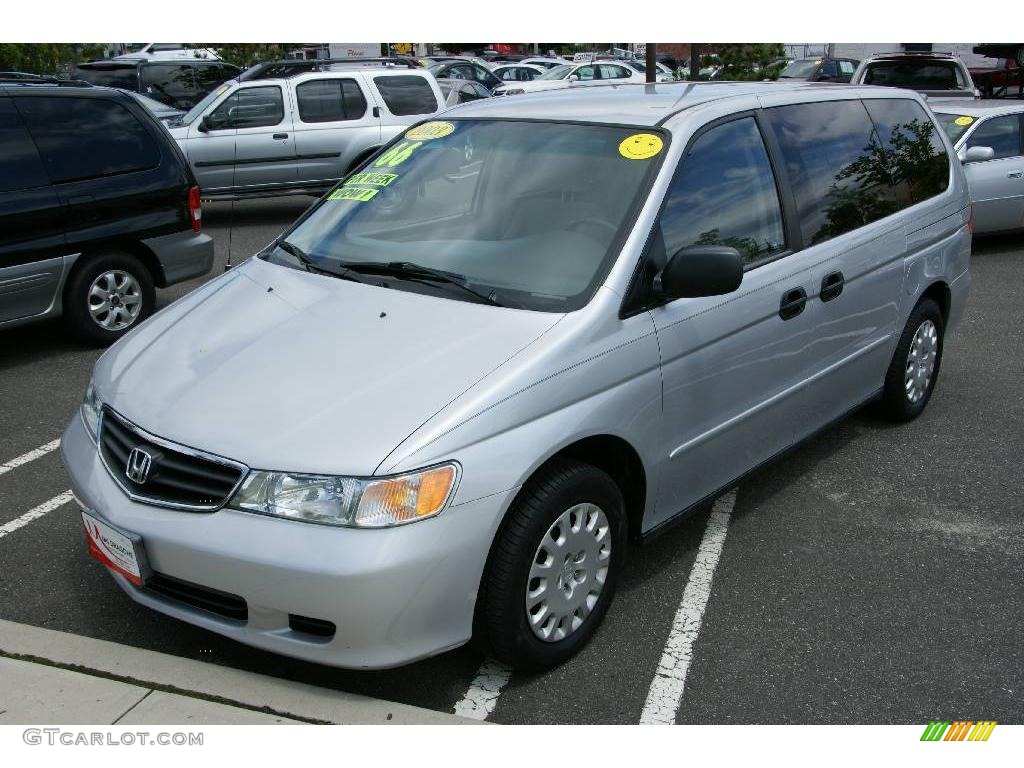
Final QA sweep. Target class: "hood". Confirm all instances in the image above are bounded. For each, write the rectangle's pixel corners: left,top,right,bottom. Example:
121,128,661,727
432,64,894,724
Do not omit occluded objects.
94,258,561,476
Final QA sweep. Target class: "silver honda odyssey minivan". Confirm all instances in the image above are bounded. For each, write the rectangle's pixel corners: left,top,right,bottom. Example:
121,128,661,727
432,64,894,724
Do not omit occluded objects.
63,82,971,671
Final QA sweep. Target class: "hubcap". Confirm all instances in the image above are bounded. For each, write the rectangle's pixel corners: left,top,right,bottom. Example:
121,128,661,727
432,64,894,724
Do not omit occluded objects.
526,503,611,643
905,319,938,404
88,270,142,331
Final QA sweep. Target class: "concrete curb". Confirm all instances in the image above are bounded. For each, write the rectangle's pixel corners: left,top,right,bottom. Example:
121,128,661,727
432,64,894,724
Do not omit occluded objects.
0,619,479,725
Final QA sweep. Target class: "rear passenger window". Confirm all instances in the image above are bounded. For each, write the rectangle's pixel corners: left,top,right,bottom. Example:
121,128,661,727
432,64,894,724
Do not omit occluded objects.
373,76,438,116
660,117,786,266
296,79,367,123
863,98,950,204
13,96,159,184
763,100,895,245
0,98,50,191
966,115,1023,160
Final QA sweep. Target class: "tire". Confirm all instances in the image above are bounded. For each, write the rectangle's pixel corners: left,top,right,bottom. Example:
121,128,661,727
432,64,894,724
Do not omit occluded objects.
63,252,155,347
879,297,944,422
478,458,627,671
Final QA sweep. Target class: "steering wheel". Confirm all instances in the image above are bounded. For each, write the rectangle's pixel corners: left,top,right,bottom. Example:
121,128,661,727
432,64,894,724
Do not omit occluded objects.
567,217,618,240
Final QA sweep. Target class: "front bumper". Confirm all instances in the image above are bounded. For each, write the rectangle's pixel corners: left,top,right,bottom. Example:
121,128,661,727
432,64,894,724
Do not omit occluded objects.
61,413,512,669
142,229,215,287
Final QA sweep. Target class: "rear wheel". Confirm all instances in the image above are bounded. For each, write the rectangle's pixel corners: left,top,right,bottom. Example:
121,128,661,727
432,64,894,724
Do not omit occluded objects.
63,252,155,346
879,298,944,422
478,458,626,671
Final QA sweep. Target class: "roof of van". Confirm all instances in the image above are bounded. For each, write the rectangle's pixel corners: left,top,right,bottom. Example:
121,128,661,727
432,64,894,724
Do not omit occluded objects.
445,81,898,126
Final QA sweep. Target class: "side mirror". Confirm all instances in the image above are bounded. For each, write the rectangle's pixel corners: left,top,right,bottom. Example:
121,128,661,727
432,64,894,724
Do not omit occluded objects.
568,74,579,82
657,246,744,300
963,145,995,163
198,116,212,133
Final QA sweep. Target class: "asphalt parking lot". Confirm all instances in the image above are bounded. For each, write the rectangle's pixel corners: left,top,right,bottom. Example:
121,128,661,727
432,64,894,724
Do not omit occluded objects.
1,197,1021,724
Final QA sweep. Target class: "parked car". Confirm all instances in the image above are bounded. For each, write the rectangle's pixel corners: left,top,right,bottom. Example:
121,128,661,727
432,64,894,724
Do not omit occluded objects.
491,64,546,82
438,78,492,106
777,56,859,83
493,61,644,95
63,82,968,671
933,102,1024,234
73,58,241,109
0,82,212,344
519,57,571,70
622,60,675,82
851,52,978,101
130,91,185,123
426,60,502,91
167,66,444,199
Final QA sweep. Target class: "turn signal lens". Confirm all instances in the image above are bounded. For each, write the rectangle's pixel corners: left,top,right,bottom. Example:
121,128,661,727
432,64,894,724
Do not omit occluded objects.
356,465,457,527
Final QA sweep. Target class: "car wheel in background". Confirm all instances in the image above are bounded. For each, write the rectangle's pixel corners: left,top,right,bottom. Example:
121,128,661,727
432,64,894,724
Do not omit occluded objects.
477,458,627,671
880,297,944,422
64,252,155,346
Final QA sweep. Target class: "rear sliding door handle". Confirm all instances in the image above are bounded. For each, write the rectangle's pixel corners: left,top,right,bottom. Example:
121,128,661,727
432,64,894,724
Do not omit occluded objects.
820,271,845,302
272,132,289,140
779,287,808,320
1008,170,1023,179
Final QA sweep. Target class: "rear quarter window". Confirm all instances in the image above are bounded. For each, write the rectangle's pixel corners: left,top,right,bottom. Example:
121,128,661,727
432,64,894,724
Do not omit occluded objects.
13,96,160,184
296,79,367,122
0,98,50,191
862,98,949,204
373,75,438,116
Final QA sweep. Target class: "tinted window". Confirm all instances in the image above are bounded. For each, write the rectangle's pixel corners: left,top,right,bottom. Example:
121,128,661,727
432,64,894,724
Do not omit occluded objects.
0,98,50,191
296,79,367,123
73,65,139,89
373,76,437,116
209,86,284,129
14,96,159,184
195,63,236,92
141,63,196,106
764,100,895,245
966,115,1023,160
862,61,963,90
660,117,785,266
863,98,949,204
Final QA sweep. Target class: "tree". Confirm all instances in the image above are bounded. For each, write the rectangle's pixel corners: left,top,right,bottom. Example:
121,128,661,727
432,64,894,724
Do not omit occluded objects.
704,43,786,81
0,43,105,76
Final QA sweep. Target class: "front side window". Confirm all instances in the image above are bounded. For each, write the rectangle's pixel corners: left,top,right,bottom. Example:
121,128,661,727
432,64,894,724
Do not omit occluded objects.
966,115,1023,160
659,117,785,267
296,79,367,123
574,65,597,80
863,98,949,205
763,100,896,245
538,64,574,80
208,86,284,129
274,120,666,311
373,76,438,116
14,96,159,184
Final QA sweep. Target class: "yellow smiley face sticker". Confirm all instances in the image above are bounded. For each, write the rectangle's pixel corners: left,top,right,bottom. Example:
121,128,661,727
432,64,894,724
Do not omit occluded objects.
405,121,455,141
619,133,664,160
954,115,974,126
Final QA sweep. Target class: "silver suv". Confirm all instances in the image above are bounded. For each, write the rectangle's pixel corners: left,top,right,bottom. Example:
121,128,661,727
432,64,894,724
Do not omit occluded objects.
167,63,444,199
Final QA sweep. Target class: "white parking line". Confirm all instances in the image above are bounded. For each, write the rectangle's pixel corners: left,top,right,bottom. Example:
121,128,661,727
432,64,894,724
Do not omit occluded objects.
453,657,512,721
0,491,75,541
0,439,61,477
639,489,737,725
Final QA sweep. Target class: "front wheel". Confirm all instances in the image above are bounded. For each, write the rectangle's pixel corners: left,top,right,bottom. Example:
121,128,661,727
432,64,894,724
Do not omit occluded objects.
879,297,944,422
478,458,626,671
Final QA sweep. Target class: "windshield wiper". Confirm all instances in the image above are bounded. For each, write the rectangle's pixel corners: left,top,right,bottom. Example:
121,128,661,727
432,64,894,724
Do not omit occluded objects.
273,240,365,284
340,261,504,307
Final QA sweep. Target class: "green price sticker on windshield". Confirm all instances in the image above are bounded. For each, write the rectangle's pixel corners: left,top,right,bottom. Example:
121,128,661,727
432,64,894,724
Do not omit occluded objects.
374,141,423,168
346,172,398,187
328,186,378,202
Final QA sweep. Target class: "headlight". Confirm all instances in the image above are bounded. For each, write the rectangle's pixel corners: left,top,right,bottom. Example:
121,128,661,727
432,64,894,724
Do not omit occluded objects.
229,463,458,528
81,381,102,443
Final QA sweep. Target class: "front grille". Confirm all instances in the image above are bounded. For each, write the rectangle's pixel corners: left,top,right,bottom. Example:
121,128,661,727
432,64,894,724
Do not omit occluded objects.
99,407,246,510
144,572,248,622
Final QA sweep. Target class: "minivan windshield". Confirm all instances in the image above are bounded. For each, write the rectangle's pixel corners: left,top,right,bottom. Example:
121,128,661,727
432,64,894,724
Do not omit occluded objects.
779,59,820,78
273,119,666,311
934,112,975,144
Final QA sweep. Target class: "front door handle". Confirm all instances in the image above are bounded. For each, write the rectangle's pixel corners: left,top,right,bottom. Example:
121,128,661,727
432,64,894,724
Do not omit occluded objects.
820,270,845,302
779,287,807,320
272,132,289,140
1008,170,1023,179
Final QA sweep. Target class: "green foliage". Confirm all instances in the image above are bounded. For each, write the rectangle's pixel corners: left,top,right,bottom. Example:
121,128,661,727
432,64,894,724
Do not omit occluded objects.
0,43,105,76
703,43,786,81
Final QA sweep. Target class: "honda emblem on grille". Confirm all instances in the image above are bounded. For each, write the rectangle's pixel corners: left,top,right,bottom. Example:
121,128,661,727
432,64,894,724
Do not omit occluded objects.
125,447,153,484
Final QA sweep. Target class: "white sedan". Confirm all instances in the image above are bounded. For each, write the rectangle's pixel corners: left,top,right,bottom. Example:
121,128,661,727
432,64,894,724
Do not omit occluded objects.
493,61,647,95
